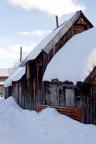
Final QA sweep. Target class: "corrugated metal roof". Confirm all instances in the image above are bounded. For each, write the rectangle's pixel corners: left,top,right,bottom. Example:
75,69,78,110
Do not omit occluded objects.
21,11,84,64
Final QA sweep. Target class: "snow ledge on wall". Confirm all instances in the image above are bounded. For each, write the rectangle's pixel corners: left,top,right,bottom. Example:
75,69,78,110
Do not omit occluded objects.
43,28,96,83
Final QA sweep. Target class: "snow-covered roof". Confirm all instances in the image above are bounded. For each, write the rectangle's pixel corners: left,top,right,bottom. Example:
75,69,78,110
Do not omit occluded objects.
21,11,90,64
43,27,96,83
0,69,10,77
4,67,25,87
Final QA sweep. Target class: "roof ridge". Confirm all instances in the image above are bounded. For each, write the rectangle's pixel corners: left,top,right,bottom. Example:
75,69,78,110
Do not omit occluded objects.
20,10,88,64
53,10,83,31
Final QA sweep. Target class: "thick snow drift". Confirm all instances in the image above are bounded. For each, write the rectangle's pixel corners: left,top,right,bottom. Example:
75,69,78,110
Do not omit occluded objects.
43,28,96,83
0,97,96,144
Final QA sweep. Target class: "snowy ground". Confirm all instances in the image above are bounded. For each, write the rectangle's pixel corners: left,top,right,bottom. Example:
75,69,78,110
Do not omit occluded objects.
0,97,96,144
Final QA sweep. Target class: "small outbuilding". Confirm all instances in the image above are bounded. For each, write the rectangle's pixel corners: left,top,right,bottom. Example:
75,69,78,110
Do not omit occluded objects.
4,10,95,123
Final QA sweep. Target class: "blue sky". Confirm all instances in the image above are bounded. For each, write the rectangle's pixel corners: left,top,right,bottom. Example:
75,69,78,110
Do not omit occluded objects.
0,0,95,68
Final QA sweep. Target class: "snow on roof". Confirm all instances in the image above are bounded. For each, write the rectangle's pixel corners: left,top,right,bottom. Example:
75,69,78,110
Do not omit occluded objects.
43,27,96,83
21,11,85,64
4,67,25,87
0,69,10,77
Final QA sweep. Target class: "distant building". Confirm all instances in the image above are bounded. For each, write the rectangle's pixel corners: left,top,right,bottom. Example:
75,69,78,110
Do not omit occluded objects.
0,69,10,96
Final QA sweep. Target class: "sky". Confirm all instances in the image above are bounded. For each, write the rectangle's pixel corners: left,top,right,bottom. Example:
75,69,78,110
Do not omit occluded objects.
0,0,96,68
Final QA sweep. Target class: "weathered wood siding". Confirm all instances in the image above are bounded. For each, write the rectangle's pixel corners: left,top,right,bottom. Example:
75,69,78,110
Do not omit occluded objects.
42,81,75,107
36,105,82,122
12,82,21,103
76,83,96,124
65,89,75,107
5,86,12,99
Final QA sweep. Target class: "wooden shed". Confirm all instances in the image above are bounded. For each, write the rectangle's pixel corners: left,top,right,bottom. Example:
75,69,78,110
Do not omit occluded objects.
4,10,93,122
22,11,93,110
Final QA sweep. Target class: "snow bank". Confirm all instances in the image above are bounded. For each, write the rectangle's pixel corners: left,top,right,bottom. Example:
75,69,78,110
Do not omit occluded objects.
0,97,96,144
4,67,25,87
43,27,96,83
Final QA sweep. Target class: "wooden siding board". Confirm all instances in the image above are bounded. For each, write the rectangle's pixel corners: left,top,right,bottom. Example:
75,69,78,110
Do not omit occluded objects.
36,104,82,122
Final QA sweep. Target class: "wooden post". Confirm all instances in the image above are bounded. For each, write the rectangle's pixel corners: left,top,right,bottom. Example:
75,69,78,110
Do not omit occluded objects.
20,46,22,63
55,15,59,28
53,44,56,55
33,79,36,110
